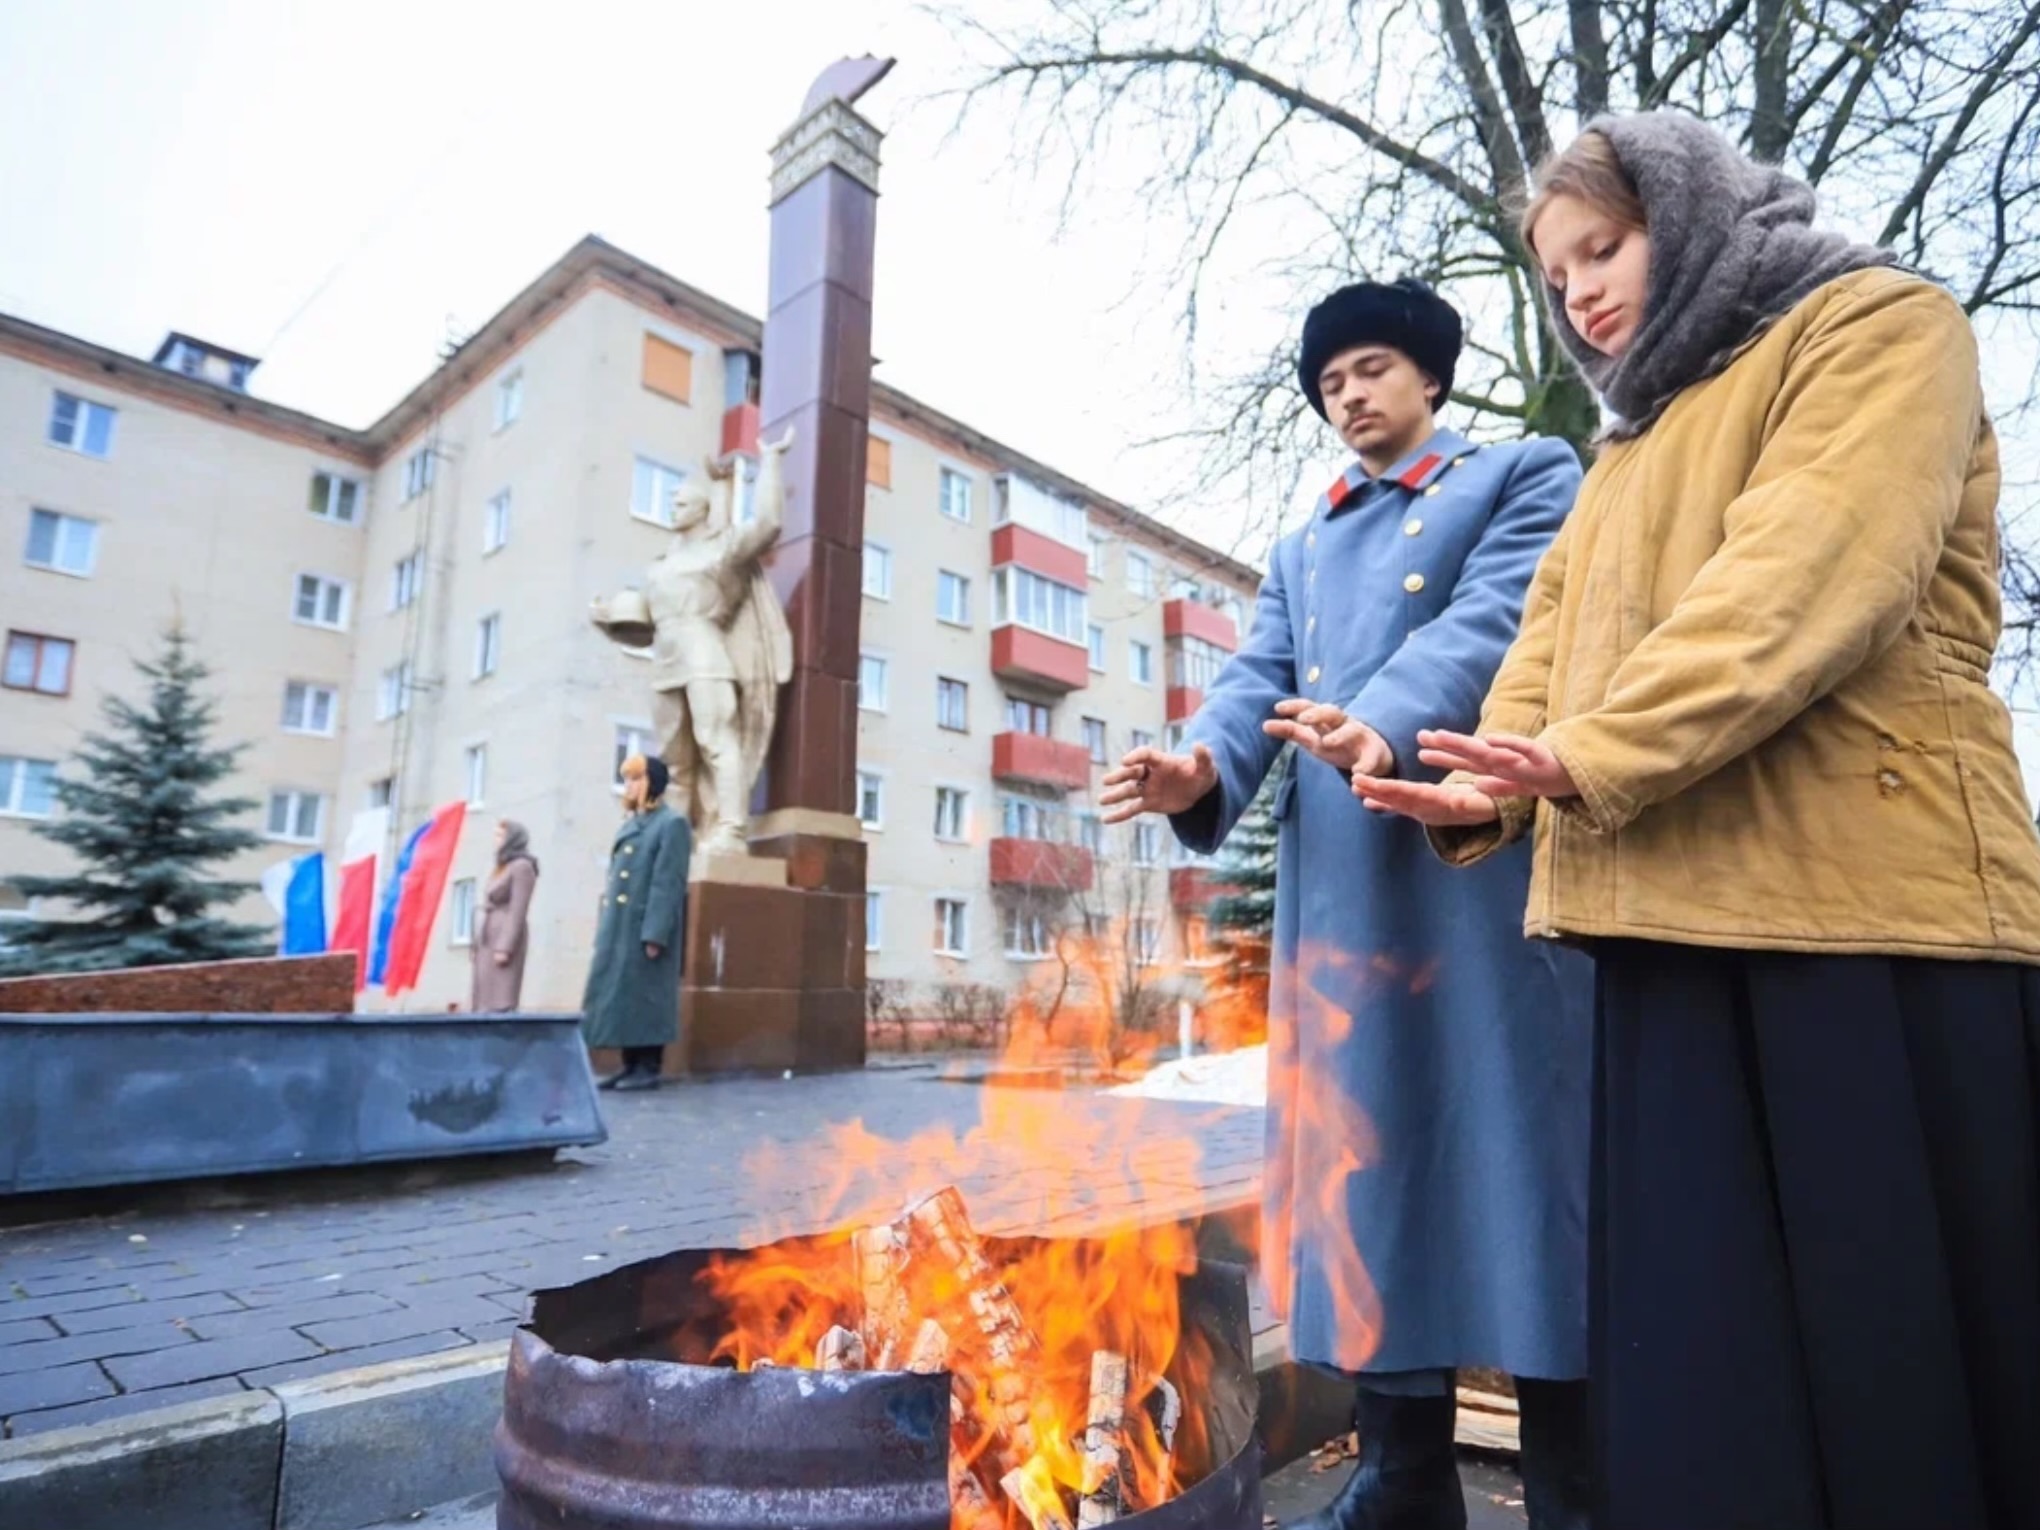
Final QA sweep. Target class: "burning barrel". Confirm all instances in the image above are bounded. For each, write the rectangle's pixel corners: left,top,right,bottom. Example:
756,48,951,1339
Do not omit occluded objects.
495,1189,1264,1529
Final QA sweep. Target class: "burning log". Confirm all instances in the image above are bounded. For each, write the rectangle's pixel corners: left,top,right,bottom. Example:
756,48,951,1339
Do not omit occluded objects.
817,1325,866,1372
906,1317,950,1375
1077,1350,1130,1526
1001,1458,1077,1530
1147,1375,1182,1458
854,1222,914,1370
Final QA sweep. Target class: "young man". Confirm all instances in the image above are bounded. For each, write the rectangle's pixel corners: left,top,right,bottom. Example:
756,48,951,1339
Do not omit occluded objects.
581,753,691,1092
1103,279,1592,1529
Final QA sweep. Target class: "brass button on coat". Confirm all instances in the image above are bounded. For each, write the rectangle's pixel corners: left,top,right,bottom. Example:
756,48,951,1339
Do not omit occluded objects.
1424,484,1443,498
1405,519,1423,536
1404,573,1426,593
616,894,629,905
1307,665,1322,683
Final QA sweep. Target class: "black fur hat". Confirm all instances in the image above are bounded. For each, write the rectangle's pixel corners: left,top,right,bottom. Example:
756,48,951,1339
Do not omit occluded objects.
1298,277,1463,420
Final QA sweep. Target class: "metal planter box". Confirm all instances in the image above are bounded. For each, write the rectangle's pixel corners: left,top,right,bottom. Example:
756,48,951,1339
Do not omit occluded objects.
0,1010,606,1195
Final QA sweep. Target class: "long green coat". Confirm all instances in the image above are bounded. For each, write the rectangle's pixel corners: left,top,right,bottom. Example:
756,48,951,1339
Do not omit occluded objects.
580,805,690,1047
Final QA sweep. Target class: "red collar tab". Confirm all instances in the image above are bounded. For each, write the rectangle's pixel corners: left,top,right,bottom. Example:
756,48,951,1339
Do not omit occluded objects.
1396,453,1444,490
1325,471,1364,514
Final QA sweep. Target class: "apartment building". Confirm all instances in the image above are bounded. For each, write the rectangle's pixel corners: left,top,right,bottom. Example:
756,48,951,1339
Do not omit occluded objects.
0,237,1260,1013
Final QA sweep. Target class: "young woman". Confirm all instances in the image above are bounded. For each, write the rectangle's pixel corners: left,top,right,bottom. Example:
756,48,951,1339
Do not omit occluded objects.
1354,110,2040,1529
471,819,538,1013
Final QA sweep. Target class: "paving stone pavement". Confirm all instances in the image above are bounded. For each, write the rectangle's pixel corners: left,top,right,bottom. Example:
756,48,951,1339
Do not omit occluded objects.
0,1062,1264,1438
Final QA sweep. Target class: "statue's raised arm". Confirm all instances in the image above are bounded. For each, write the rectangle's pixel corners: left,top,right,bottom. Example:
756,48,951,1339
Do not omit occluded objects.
727,427,794,567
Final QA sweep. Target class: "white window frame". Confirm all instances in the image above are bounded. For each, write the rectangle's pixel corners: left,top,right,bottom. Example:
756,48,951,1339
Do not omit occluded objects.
858,652,889,713
24,509,98,577
1003,906,1054,960
933,785,970,843
377,662,413,722
631,456,688,528
863,542,893,600
0,756,58,819
1082,716,1108,765
308,471,362,525
1126,550,1154,598
938,467,973,524
47,392,115,458
368,776,396,809
464,743,488,807
483,489,511,554
1133,820,1162,868
1130,639,1155,686
992,566,1087,646
936,675,970,733
474,612,502,680
293,573,351,631
865,888,885,952
1132,915,1163,966
1174,635,1226,691
390,550,423,612
1088,624,1107,674
937,569,971,627
934,896,970,958
450,878,477,946
402,447,436,501
493,369,524,432
1076,810,1103,855
857,769,885,831
1087,533,1107,580
265,790,325,845
281,681,339,737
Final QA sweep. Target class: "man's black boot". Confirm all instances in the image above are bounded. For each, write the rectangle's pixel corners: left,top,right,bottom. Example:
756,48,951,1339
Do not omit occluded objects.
1287,1385,1467,1530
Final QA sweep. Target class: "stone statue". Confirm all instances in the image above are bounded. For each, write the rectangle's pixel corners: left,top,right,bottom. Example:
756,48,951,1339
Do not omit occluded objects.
590,428,796,859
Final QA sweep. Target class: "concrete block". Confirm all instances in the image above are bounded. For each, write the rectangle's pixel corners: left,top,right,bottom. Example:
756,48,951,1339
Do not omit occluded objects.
0,1390,282,1530
273,1340,509,1530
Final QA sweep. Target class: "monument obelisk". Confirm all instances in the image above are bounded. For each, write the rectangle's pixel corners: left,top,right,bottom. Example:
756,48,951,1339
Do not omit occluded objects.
676,59,890,1073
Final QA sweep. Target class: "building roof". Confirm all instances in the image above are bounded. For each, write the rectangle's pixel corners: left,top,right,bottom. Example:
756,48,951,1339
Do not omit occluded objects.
151,332,264,368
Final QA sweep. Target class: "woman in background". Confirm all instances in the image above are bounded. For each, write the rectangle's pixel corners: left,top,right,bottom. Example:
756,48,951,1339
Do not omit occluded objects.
471,819,537,1013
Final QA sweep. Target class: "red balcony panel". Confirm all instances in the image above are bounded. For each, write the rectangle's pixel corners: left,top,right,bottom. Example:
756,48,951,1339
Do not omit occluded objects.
1170,867,1239,909
992,626,1089,693
991,524,1089,588
1163,597,1240,653
720,401,761,456
1165,686,1203,723
993,732,1092,791
991,838,1096,893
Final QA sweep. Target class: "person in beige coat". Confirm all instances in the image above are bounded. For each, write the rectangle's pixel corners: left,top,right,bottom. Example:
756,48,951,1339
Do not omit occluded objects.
1357,111,2040,1530
470,820,537,1013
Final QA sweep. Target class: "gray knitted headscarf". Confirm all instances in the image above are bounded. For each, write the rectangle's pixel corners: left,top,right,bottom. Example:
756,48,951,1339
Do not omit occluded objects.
1545,110,1896,438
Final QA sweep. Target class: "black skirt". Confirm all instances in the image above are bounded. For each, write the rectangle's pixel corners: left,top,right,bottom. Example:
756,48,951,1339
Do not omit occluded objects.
1592,941,2040,1530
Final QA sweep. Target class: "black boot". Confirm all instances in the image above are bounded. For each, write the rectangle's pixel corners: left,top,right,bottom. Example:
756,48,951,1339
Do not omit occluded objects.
611,1047,663,1092
1515,1378,1591,1530
1288,1385,1466,1530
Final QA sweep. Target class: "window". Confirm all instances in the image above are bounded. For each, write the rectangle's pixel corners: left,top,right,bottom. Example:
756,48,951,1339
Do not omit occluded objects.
0,757,58,818
308,472,361,525
937,570,971,626
863,543,892,599
450,878,477,945
390,550,424,611
858,653,889,712
1126,550,1155,598
281,681,338,736
402,448,435,501
867,434,893,489
475,613,502,679
1004,696,1051,736
294,574,350,630
935,897,968,956
631,456,688,527
1172,636,1227,691
641,333,694,403
992,567,1087,645
1087,533,1107,579
24,509,97,576
1132,916,1162,965
1133,821,1162,867
1083,717,1108,764
939,468,971,523
1076,811,1103,855
1131,728,1155,752
266,790,324,844
1165,722,1187,754
1003,906,1053,959
47,392,115,457
936,677,969,732
494,370,523,431
464,744,488,806
1002,794,1065,842
865,890,884,952
1130,640,1155,686
934,786,969,841
377,662,413,721
613,723,654,788
483,490,511,554
993,476,1089,547
3,632,73,696
1169,572,1200,600
1088,624,1107,674
368,776,396,809
857,770,884,829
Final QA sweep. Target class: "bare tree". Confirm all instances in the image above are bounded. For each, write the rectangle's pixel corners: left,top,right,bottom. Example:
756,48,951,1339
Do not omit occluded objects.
936,0,2040,556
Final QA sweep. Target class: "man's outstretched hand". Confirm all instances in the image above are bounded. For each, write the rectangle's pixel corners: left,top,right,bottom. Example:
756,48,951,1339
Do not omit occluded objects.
1263,699,1393,778
1099,743,1219,824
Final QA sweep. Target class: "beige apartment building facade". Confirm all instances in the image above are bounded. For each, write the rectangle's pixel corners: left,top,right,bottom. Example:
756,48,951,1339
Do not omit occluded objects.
0,237,1260,1016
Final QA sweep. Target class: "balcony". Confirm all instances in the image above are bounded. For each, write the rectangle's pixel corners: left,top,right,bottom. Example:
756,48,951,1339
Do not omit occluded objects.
1165,686,1203,723
1163,597,1240,652
1170,866,1235,909
992,626,1089,693
992,523,1089,587
990,838,1095,893
993,732,1092,792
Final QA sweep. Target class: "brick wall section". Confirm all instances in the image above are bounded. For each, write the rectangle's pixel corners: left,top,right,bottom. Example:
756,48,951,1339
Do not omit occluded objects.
0,952,356,1013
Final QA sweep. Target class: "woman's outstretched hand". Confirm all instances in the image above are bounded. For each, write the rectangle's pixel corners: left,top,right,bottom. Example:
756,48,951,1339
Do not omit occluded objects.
1413,730,1578,799
1350,773,1502,825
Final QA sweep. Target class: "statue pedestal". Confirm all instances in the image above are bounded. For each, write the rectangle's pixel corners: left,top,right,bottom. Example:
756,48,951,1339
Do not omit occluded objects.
672,820,866,1076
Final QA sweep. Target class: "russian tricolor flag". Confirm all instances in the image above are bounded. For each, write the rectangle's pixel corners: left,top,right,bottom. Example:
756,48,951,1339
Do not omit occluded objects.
375,802,467,997
332,808,388,991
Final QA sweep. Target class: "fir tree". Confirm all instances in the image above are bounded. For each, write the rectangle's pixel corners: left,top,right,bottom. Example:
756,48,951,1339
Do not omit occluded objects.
1207,750,1285,977
1,626,273,974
